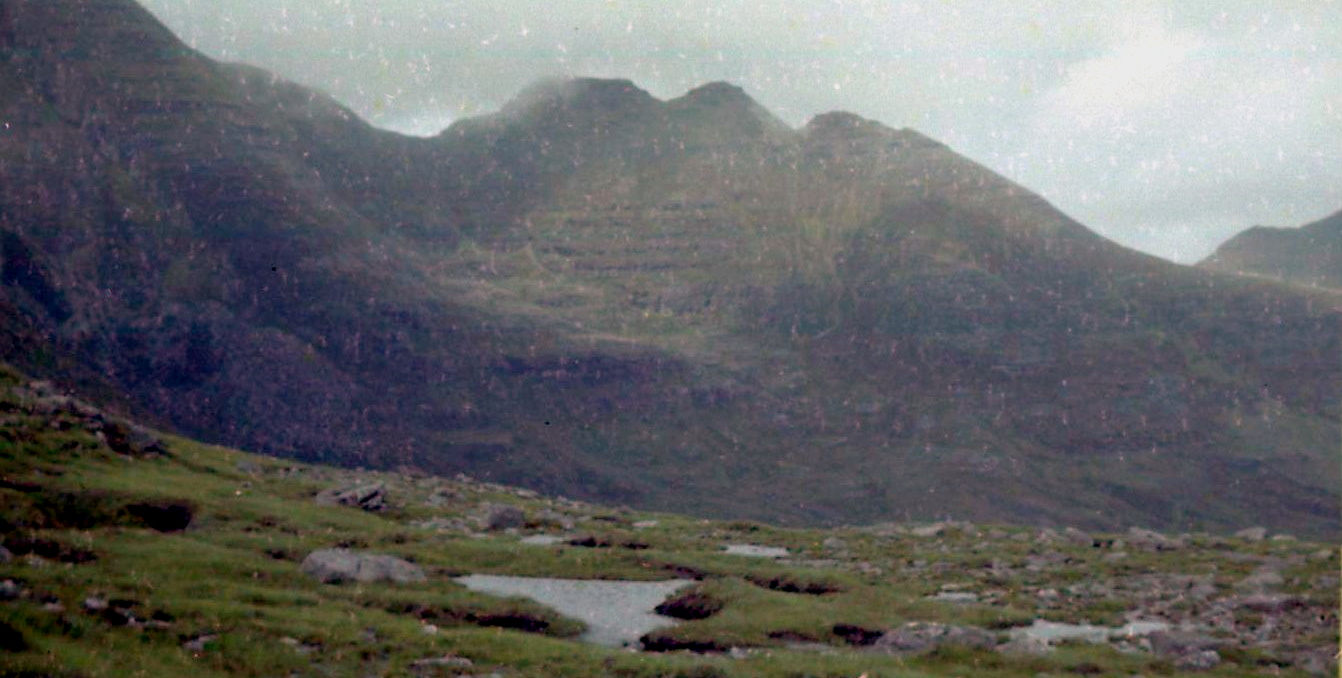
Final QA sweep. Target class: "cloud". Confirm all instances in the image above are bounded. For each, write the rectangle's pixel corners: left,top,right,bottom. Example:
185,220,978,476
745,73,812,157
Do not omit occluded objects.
1010,7,1342,260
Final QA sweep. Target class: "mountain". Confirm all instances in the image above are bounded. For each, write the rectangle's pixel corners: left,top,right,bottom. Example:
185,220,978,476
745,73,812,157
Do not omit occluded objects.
1,0,1338,538
1200,209,1342,290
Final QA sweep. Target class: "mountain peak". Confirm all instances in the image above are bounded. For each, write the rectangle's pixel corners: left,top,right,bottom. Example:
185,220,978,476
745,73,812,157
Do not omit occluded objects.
676,81,755,107
668,80,794,141
498,76,657,122
3,0,195,66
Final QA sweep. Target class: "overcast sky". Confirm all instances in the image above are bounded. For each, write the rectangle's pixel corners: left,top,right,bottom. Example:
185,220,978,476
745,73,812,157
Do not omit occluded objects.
138,0,1341,263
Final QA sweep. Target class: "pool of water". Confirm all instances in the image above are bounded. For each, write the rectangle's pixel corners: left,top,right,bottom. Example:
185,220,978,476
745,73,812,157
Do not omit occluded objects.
454,575,690,647
1011,619,1170,644
518,534,565,545
722,544,789,558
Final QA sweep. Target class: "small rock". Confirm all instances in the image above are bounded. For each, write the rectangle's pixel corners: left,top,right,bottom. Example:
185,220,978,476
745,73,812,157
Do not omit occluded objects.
1173,650,1221,671
910,523,949,538
314,484,387,512
995,635,1051,656
81,596,108,612
1148,631,1220,658
1233,527,1267,542
300,549,426,584
423,488,456,508
0,580,21,601
0,546,11,564
1025,552,1067,571
822,537,848,552
182,634,219,653
421,623,439,635
409,655,474,675
854,561,883,576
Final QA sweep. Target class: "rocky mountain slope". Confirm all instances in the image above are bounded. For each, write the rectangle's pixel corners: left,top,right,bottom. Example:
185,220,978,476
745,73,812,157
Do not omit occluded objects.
1,0,1338,538
1200,210,1342,290
0,365,1336,676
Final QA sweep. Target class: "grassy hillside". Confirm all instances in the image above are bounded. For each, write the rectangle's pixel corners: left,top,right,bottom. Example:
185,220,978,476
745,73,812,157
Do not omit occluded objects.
1,366,1337,677
1,0,1338,538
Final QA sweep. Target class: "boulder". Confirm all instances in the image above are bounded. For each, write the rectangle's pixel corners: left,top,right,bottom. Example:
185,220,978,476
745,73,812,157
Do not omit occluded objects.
535,509,576,530
910,522,949,538
872,622,996,655
995,635,1051,656
314,484,387,512
1061,527,1093,547
1233,526,1268,542
1148,630,1221,658
300,549,426,584
1126,527,1184,552
423,487,457,508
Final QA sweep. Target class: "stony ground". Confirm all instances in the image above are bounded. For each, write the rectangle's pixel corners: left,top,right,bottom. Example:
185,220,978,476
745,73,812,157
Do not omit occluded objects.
1,367,1337,677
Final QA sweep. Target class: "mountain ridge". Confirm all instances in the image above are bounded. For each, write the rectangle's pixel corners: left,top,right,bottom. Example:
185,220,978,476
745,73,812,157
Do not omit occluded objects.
1199,209,1342,290
1,0,1337,538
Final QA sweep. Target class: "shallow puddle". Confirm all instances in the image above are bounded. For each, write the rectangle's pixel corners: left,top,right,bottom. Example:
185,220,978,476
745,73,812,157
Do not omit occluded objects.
454,575,690,647
722,544,789,558
519,534,565,545
1011,619,1170,644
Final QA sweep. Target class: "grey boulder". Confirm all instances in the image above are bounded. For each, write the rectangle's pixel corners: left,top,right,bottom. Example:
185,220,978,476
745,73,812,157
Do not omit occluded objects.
300,549,426,584
314,484,387,512
872,622,996,655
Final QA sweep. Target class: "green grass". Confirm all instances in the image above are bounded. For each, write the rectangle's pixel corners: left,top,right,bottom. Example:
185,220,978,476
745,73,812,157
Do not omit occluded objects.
0,367,1335,676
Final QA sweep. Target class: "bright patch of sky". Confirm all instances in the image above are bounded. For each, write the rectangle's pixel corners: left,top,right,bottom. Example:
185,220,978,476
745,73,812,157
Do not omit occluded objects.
139,0,1342,262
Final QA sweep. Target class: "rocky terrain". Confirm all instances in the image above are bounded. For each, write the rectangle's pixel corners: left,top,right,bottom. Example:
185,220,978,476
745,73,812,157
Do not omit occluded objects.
1,0,1338,540
1200,209,1342,291
1,365,1337,676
